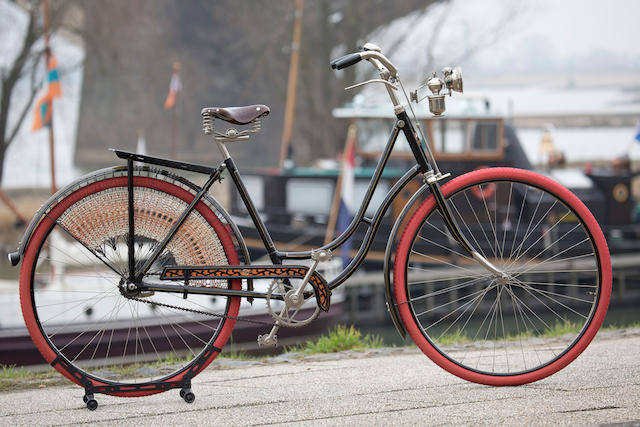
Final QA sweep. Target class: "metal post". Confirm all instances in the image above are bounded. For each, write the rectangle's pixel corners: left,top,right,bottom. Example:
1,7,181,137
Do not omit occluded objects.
127,159,135,283
43,0,56,194
279,0,304,168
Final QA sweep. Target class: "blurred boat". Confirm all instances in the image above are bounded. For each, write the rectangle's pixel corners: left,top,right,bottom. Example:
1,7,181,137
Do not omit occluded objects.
230,110,640,265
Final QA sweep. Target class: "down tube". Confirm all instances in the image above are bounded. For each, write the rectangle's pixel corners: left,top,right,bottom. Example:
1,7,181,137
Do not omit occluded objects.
327,166,421,289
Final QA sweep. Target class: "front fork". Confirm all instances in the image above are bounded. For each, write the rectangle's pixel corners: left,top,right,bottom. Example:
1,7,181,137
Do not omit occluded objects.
425,171,507,278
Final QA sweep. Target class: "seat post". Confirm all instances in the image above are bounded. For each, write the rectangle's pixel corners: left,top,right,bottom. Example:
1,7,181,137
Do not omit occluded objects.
217,141,231,160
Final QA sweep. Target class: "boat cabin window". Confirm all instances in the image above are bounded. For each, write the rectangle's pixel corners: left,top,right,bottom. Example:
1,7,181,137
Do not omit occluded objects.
431,120,465,154
285,178,389,218
355,180,390,217
426,118,503,159
286,179,334,215
471,122,499,152
356,119,412,154
353,118,503,161
241,176,264,212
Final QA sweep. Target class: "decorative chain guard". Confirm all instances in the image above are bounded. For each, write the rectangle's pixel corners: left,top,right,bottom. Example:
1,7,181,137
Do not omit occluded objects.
161,265,331,311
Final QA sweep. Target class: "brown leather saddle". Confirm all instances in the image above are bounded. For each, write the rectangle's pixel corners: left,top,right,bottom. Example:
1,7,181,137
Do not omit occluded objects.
201,105,270,125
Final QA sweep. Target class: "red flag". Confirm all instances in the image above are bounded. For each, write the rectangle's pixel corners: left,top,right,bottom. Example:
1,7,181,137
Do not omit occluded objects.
337,124,357,267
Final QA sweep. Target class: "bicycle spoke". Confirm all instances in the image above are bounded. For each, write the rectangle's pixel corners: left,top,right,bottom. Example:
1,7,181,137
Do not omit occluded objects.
510,236,592,277
434,285,494,340
508,185,528,260
477,183,500,261
506,213,578,271
511,277,590,320
500,183,513,263
463,191,496,259
410,249,483,277
408,276,486,305
417,228,476,263
47,216,127,279
449,195,490,261
415,284,488,317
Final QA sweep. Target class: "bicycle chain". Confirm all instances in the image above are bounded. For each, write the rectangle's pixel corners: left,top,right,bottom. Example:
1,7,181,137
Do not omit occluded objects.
125,294,276,327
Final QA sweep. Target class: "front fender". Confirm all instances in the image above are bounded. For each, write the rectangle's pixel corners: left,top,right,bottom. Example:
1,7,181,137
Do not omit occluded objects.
383,183,432,338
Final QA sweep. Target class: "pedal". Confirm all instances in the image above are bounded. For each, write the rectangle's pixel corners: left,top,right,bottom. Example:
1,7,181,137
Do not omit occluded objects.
257,333,277,347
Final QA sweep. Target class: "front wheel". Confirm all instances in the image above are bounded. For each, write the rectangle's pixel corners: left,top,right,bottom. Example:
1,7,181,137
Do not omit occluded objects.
394,168,611,385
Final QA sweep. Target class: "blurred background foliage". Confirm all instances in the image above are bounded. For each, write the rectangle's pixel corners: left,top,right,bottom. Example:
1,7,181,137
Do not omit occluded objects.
72,0,434,167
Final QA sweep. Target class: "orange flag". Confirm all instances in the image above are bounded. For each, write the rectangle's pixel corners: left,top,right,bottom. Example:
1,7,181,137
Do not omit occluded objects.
47,56,62,99
164,63,182,110
32,55,62,132
32,94,52,132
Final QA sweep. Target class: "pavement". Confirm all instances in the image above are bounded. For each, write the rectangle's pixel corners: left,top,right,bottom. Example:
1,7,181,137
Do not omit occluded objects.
1,329,639,426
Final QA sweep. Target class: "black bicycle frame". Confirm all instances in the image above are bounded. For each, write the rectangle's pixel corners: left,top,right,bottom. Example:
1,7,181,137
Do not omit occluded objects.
121,109,472,300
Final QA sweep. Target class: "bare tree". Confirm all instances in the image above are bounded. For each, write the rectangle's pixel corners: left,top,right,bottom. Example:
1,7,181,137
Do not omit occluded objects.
292,0,435,163
0,2,42,186
0,0,76,185
72,0,435,169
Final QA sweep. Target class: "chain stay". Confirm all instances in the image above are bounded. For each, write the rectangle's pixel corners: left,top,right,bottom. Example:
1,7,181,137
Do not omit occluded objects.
126,294,275,326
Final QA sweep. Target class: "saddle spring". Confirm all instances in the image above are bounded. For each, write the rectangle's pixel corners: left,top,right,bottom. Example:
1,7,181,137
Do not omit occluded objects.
202,114,215,135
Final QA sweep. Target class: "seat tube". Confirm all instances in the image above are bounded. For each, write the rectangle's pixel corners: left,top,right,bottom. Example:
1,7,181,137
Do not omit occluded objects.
225,157,282,264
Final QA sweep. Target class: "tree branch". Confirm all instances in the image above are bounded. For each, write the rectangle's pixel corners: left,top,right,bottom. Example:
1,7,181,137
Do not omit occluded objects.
4,6,41,91
449,4,522,66
5,81,42,147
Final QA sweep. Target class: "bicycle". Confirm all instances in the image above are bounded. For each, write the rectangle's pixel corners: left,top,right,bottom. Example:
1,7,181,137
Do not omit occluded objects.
11,43,611,410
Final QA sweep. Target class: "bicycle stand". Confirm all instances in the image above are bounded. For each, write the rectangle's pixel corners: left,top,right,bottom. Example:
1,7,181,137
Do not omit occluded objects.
51,345,222,410
79,378,195,410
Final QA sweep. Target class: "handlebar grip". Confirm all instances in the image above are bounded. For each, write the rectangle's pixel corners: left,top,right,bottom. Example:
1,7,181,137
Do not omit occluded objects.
330,53,362,70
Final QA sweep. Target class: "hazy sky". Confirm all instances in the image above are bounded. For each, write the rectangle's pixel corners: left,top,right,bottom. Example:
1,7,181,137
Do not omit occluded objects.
375,0,640,77
477,0,640,72
522,0,640,57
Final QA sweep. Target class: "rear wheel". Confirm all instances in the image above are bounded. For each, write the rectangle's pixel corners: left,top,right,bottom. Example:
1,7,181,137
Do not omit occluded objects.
394,168,611,385
20,169,242,395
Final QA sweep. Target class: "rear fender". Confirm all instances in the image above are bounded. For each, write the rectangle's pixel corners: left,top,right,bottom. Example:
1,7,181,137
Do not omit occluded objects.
10,166,253,290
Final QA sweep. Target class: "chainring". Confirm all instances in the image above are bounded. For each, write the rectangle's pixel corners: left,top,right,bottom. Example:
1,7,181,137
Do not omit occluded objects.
266,279,320,328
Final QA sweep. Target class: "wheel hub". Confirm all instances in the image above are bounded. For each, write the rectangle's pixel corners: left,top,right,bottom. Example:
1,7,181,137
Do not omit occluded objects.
118,278,154,298
496,275,511,286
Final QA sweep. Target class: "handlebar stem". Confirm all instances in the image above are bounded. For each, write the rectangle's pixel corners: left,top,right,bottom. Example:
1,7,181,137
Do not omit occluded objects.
360,51,398,77
363,56,402,110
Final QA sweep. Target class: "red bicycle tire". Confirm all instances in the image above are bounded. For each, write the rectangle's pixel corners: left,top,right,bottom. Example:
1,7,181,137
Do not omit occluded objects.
20,176,241,396
393,167,612,386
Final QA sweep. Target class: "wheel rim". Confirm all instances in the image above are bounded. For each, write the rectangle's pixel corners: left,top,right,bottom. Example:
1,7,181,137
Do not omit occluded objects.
402,177,604,377
22,175,240,386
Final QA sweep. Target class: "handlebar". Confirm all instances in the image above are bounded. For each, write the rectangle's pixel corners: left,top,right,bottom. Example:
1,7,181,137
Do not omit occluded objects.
330,53,362,70
330,48,398,77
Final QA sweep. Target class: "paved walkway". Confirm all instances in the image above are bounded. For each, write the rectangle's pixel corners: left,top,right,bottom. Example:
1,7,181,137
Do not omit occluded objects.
1,330,639,426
